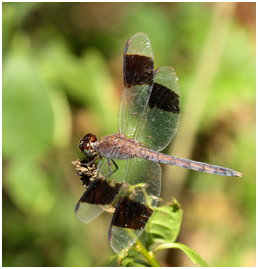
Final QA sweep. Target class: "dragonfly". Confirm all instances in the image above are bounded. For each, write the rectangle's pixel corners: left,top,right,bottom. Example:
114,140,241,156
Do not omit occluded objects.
74,32,242,253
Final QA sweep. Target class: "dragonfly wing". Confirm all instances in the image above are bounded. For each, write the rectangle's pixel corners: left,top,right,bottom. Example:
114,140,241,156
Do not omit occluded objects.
118,32,154,138
136,66,180,151
75,193,107,224
75,158,125,223
109,158,161,253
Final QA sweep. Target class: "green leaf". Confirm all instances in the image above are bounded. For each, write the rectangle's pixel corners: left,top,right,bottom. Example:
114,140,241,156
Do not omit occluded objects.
154,242,209,267
102,254,121,267
4,157,56,217
3,50,54,160
145,199,183,245
121,257,150,267
102,248,150,267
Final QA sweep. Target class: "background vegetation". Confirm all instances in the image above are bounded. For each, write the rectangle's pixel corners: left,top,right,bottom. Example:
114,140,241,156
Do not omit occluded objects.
3,2,255,267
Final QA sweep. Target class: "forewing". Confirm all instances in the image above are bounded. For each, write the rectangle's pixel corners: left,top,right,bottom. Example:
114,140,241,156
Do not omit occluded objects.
75,158,127,223
109,158,161,253
136,66,180,151
118,33,154,138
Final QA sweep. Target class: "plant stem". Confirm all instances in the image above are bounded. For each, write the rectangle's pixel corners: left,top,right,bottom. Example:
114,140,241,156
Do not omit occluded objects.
135,239,160,267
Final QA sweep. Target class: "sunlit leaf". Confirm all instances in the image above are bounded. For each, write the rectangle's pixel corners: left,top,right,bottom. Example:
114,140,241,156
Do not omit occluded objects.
154,242,209,267
145,199,183,245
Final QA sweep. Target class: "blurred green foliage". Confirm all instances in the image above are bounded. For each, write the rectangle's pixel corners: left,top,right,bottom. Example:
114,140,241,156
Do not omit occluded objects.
3,2,255,267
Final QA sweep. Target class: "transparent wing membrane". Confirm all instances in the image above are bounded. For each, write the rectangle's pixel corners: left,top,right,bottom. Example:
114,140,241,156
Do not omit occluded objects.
118,33,154,138
109,158,161,253
136,66,180,151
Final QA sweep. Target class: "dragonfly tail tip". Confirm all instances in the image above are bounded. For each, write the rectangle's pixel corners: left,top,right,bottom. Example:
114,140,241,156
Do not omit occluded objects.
235,171,243,177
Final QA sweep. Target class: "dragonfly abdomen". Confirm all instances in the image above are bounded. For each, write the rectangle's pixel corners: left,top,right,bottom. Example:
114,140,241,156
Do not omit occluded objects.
139,148,242,177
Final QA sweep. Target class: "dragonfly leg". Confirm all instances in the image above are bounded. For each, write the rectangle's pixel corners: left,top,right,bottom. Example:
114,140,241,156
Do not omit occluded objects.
111,159,118,174
106,158,119,178
83,155,100,168
96,156,102,178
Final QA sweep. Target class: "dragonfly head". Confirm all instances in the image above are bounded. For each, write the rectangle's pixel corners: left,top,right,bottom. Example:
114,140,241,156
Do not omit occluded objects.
79,133,98,157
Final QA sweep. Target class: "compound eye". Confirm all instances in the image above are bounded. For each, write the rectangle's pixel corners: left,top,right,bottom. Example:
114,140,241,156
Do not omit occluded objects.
90,135,97,142
79,139,89,152
79,133,97,155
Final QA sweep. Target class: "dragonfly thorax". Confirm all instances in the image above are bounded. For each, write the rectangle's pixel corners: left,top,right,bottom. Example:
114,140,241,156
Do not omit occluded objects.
79,133,98,157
